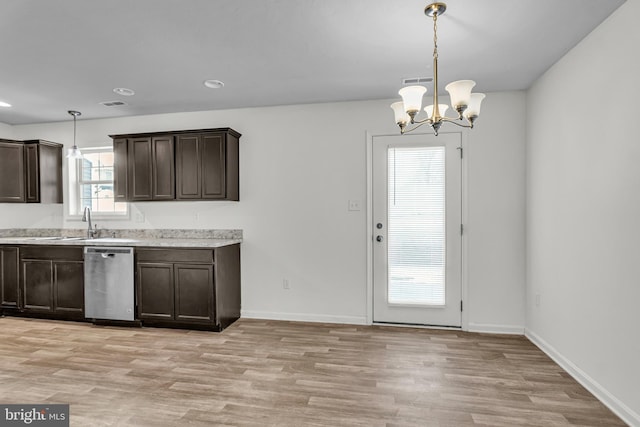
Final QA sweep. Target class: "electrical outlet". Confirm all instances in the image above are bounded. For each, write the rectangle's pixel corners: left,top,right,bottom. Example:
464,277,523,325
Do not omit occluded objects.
134,212,144,223
348,200,362,211
283,279,290,290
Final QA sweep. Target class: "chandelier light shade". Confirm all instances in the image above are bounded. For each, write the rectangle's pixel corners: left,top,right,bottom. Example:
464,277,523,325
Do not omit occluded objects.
464,93,486,121
398,85,427,115
66,110,83,159
390,101,411,128
424,103,449,119
445,80,476,112
391,2,485,136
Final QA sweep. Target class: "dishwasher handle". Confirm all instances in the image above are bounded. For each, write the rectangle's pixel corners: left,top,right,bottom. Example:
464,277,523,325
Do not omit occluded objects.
84,246,133,259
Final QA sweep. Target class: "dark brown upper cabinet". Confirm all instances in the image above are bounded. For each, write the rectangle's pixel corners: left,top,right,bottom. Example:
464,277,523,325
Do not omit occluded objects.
0,139,63,204
125,135,175,201
113,138,128,201
0,141,25,202
176,132,239,200
111,128,240,202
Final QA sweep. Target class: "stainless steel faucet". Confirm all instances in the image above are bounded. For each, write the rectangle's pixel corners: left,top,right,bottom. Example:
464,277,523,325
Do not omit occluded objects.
82,206,98,239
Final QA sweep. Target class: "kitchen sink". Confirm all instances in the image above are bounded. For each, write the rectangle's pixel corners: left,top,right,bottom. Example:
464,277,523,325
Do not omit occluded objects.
91,238,138,243
30,236,84,241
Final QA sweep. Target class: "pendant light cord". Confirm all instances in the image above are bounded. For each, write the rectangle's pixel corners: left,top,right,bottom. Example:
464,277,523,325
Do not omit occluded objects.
73,114,77,147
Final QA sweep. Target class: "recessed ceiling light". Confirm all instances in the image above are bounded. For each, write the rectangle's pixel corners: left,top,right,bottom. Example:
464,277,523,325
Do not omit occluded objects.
204,79,225,89
0,101,12,108
113,87,135,96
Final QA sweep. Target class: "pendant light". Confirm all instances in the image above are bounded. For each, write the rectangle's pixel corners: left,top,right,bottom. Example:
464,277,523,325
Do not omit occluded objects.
66,110,83,159
391,2,485,136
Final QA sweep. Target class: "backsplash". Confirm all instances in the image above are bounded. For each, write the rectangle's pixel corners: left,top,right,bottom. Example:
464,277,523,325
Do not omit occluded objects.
0,228,242,240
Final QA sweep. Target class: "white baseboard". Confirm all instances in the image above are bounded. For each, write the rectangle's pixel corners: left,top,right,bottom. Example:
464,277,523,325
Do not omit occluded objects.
467,323,525,335
525,328,640,427
241,310,368,325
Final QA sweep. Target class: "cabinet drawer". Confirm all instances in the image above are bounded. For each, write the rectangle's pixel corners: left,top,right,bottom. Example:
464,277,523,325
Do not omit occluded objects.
136,248,213,264
20,246,83,261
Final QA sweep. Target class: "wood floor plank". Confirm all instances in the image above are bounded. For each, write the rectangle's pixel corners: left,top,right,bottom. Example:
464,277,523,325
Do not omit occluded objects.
0,317,626,426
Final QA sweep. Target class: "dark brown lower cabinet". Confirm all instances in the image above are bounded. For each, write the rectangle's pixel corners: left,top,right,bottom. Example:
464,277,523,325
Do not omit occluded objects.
136,245,239,331
19,246,84,319
53,261,84,314
138,262,174,320
175,264,213,322
0,246,19,310
2,243,239,331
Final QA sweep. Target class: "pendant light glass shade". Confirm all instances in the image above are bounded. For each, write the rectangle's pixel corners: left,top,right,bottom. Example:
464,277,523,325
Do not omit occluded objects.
463,93,486,119
424,104,449,118
445,80,476,110
398,85,427,114
67,146,83,159
390,101,410,126
65,110,83,159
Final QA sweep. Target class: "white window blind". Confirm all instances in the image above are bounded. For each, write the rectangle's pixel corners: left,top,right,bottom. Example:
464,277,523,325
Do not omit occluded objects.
387,146,446,305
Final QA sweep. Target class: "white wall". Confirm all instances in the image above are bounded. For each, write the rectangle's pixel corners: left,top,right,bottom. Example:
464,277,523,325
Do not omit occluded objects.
0,122,13,139
526,0,640,423
466,92,526,334
4,92,526,330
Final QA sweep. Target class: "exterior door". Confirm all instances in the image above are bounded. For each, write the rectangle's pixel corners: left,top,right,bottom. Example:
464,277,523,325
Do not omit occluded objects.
372,132,462,327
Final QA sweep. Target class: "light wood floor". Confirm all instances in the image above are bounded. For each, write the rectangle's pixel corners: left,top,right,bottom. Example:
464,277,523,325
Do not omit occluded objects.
0,317,624,427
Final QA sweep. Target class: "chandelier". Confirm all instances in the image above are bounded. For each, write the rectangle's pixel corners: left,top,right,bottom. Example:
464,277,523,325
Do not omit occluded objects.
391,2,485,136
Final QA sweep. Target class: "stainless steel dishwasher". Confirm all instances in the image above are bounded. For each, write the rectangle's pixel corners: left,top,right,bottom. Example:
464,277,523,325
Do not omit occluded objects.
84,247,135,321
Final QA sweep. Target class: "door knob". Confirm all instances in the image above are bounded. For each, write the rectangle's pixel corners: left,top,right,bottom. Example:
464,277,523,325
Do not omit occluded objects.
376,235,383,242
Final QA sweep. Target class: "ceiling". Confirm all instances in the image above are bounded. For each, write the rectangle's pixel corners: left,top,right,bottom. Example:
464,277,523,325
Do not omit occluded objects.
0,0,624,125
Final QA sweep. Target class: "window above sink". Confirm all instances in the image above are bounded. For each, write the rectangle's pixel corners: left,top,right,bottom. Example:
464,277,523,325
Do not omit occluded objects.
68,146,129,220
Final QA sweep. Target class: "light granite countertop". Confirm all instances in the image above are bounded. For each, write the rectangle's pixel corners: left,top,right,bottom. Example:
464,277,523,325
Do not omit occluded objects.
0,237,242,248
0,229,242,248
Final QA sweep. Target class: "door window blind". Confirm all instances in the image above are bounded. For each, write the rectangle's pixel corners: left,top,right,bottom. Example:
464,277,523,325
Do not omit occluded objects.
387,146,446,305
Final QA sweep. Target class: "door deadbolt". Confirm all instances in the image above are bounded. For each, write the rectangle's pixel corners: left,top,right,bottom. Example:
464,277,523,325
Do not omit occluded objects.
376,223,383,229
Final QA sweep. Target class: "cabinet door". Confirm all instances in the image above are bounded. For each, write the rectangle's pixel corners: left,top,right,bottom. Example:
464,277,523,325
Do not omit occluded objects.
113,138,128,201
0,247,19,308
37,142,63,204
174,264,214,323
22,259,53,312
0,142,25,202
201,133,226,199
128,137,153,200
175,135,201,199
24,144,40,203
137,262,174,320
53,260,84,314
152,136,175,200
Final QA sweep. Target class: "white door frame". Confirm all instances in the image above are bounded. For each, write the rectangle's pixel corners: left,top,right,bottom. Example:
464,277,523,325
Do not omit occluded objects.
365,130,469,330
